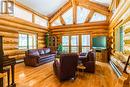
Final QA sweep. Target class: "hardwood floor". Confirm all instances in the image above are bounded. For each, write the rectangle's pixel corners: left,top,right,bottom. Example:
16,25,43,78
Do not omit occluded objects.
13,61,116,87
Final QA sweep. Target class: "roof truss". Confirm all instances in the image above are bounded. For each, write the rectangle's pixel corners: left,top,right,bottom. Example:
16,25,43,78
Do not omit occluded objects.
49,0,111,26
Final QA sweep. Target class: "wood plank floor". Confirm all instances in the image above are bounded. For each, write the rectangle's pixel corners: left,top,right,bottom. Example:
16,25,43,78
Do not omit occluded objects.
13,61,115,87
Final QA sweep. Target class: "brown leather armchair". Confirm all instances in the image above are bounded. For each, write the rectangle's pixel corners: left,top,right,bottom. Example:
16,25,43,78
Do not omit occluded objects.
53,53,78,81
82,51,96,73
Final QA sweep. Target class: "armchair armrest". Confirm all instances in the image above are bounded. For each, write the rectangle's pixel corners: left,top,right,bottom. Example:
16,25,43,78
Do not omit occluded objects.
24,55,39,66
53,59,60,76
54,59,60,68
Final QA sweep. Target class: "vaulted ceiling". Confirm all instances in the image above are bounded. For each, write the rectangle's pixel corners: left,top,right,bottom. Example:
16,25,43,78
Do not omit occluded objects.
16,0,112,18
16,0,69,17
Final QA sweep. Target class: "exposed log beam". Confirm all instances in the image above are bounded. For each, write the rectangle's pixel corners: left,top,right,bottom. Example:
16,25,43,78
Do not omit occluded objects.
115,0,120,8
71,0,78,24
51,26,108,32
59,16,66,25
85,10,94,23
73,4,77,24
109,0,120,11
79,1,110,16
0,15,48,30
78,0,89,4
15,1,49,20
52,30,108,35
50,21,109,29
49,2,72,23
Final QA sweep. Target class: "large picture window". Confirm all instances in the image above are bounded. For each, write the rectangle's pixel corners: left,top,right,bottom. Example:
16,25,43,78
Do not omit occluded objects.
62,34,90,53
71,36,79,53
19,33,37,49
81,35,90,52
62,36,69,53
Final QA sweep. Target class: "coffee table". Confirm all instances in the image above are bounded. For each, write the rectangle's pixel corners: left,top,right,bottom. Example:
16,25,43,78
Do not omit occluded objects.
77,64,86,77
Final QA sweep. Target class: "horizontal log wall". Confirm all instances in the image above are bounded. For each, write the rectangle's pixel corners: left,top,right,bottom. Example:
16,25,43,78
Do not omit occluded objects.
123,21,130,53
108,0,130,86
50,22,109,48
0,15,48,60
108,0,130,54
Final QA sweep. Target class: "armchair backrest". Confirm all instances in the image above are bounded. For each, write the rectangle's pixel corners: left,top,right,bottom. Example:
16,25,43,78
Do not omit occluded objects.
60,53,78,78
87,51,96,61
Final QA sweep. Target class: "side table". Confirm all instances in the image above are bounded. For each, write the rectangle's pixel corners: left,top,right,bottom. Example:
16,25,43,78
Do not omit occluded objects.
77,64,86,77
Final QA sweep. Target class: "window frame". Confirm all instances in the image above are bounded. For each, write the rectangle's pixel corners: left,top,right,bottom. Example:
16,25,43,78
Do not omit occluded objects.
62,34,91,53
81,34,91,53
71,35,79,53
18,33,38,50
62,36,69,53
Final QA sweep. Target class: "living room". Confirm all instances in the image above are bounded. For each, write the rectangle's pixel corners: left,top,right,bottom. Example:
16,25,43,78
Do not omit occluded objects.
0,0,130,87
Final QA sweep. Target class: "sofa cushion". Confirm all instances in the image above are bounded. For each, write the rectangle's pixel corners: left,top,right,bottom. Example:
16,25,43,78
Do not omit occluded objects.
28,50,40,56
38,49,45,55
44,48,51,54
39,54,55,59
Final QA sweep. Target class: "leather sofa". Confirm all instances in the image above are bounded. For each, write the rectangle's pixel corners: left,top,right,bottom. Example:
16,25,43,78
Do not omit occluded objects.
82,51,96,73
53,53,78,81
24,48,56,67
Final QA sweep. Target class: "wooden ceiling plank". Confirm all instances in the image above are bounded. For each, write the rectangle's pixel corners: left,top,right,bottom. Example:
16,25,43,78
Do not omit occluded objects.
85,10,94,23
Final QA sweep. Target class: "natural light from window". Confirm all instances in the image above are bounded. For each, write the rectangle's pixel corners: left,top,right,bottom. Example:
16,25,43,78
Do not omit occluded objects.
62,36,69,53
62,7,73,24
71,36,79,53
19,33,37,50
77,6,90,24
13,6,32,22
51,17,62,26
34,15,48,27
90,12,106,22
81,35,90,52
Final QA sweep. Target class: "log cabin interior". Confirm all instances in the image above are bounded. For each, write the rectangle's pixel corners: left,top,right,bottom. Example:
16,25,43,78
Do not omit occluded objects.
0,0,130,87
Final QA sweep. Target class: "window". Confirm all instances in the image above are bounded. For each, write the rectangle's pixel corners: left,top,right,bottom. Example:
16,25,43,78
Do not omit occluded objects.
51,17,62,26
115,26,124,51
90,12,106,22
34,15,48,27
62,36,69,53
71,36,79,53
62,7,73,24
62,35,91,53
77,6,90,24
19,33,37,49
81,35,90,52
12,5,32,22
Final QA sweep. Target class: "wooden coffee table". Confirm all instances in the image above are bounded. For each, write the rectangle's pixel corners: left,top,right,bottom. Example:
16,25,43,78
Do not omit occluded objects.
77,64,86,77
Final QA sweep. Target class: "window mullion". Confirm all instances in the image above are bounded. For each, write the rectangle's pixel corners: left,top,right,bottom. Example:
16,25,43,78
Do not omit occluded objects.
27,34,29,49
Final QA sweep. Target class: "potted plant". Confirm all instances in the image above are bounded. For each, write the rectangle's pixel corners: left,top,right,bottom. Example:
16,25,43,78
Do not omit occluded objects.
57,44,62,55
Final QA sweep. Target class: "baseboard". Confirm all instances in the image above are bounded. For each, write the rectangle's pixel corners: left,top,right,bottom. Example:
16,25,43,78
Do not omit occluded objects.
16,59,24,64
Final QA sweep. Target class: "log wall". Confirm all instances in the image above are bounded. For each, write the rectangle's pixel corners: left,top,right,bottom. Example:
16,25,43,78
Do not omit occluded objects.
0,15,48,59
50,21,109,48
108,0,130,54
